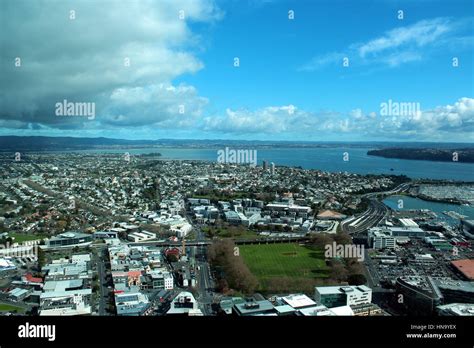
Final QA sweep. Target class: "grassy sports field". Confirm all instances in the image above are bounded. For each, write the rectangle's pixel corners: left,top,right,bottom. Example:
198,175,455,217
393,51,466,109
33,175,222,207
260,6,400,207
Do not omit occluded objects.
0,303,26,313
239,243,329,292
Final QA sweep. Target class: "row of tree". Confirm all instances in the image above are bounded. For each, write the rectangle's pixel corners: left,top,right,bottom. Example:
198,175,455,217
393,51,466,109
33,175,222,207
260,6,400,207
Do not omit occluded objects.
207,239,258,294
310,231,367,286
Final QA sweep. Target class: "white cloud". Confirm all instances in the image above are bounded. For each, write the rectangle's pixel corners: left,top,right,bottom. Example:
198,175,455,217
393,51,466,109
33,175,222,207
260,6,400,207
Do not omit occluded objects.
357,18,453,57
298,52,345,71
200,98,474,141
300,17,473,71
104,83,209,127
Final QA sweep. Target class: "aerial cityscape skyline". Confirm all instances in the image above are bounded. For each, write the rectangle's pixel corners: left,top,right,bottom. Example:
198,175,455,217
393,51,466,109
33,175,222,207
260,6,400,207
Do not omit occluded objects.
0,0,473,346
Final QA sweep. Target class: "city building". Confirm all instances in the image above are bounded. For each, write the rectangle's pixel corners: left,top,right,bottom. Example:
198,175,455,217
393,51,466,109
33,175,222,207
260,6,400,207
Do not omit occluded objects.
219,297,245,314
42,254,91,281
39,288,92,316
297,304,354,316
368,227,396,249
115,292,150,316
0,257,16,272
350,303,387,316
167,291,202,316
461,220,474,239
170,222,193,238
141,270,174,290
43,232,92,249
279,294,317,309
433,278,474,304
93,231,119,239
317,210,346,220
234,299,275,316
314,285,372,308
127,230,156,242
450,259,474,280
388,226,426,238
437,303,474,316
395,276,443,316
8,287,33,302
224,210,250,226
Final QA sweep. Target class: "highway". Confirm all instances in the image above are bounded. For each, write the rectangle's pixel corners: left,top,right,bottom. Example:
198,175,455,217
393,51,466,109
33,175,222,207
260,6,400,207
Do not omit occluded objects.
341,183,410,235
342,199,389,235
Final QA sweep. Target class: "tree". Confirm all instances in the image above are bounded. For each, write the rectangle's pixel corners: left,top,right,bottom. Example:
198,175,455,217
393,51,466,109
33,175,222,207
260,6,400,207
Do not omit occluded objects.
347,274,367,286
334,231,352,245
309,233,333,249
37,247,46,268
208,239,259,294
166,253,179,263
329,261,348,282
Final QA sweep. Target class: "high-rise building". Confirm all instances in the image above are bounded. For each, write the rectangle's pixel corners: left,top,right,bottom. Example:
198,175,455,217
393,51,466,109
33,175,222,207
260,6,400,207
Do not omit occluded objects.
263,160,268,171
271,162,275,175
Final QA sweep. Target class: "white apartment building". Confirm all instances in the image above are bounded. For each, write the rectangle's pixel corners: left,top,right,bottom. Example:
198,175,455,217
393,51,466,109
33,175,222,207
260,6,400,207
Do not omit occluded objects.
315,285,372,308
368,227,396,249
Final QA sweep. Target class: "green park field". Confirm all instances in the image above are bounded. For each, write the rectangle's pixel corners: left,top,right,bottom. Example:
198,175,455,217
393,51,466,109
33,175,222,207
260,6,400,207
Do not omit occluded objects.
7,233,46,243
0,303,25,313
239,243,329,293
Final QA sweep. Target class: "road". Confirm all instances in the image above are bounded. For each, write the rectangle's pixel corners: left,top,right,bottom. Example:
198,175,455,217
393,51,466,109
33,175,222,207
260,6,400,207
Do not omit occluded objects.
196,260,214,314
131,236,309,247
184,210,215,315
193,236,214,315
93,245,109,316
341,183,410,235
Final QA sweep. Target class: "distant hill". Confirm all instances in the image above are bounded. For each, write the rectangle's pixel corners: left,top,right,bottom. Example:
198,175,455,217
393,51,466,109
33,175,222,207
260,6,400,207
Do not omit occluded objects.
0,135,473,152
367,148,474,163
0,136,159,151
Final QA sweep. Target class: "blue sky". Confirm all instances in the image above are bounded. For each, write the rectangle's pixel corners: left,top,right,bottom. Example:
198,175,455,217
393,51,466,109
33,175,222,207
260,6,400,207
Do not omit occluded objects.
184,0,473,112
1,0,473,141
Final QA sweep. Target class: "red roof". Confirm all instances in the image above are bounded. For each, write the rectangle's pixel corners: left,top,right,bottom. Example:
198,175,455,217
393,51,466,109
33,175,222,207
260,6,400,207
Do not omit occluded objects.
451,259,474,280
25,273,42,283
165,248,180,256
127,270,141,278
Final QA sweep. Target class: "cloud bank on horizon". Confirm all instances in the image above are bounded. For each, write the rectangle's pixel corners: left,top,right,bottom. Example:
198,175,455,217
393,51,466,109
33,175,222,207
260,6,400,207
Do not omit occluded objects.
0,0,473,142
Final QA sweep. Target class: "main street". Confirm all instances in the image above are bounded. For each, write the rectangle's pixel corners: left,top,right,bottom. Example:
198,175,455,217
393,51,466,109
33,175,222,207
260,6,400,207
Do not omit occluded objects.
92,244,109,316
185,209,215,315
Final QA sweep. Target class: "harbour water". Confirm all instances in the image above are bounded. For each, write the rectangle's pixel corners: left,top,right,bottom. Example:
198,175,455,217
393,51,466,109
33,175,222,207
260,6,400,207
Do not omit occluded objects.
65,146,474,182
383,195,474,225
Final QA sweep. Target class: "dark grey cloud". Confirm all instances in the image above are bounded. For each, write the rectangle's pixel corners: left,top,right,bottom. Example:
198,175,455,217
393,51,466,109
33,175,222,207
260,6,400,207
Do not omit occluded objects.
0,0,221,129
